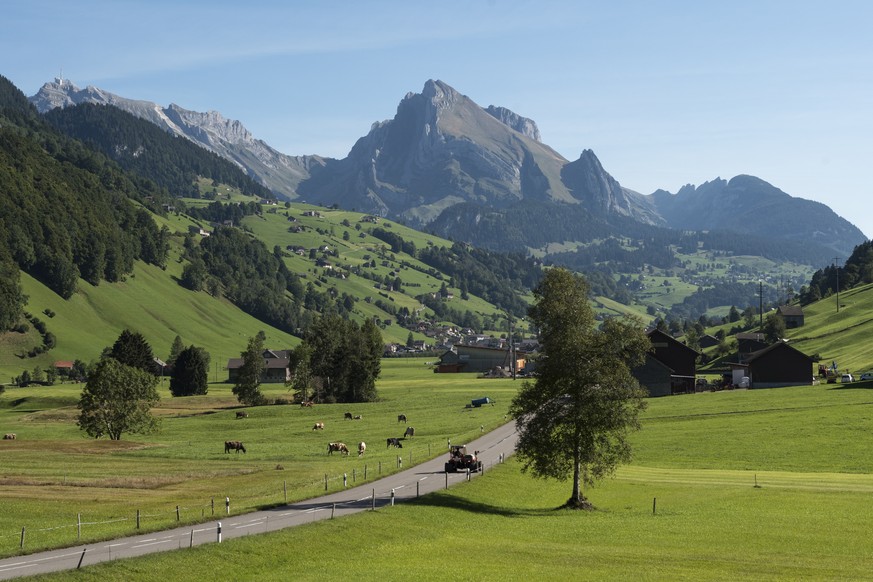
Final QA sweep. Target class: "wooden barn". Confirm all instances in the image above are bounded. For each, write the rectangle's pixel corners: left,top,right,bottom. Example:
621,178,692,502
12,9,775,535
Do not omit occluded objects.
632,329,700,397
436,344,526,374
776,305,805,328
730,341,814,388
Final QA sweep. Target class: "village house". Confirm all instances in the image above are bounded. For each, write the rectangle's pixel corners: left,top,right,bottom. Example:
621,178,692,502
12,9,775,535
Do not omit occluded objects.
632,328,700,397
736,332,768,357
776,305,805,328
226,349,292,383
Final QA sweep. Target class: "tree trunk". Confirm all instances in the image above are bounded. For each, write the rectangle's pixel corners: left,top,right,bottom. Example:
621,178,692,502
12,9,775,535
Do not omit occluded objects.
571,456,582,503
567,449,593,510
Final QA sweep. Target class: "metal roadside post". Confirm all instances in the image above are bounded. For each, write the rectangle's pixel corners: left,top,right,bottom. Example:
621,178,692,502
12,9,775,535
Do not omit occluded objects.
217,521,222,543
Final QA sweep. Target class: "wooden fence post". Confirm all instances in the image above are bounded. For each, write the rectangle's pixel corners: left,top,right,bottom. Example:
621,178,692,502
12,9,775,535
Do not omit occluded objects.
136,509,140,530
176,505,180,521
20,527,25,549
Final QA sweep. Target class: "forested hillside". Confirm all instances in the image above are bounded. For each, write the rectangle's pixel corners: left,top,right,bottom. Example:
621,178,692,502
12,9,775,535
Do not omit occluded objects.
43,103,273,200
0,74,542,382
0,76,169,302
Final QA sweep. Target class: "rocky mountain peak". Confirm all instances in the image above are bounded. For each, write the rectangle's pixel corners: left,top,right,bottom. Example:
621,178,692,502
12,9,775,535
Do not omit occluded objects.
484,105,541,142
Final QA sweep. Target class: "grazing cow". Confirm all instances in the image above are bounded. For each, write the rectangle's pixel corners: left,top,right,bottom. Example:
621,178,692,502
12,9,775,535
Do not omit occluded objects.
235,411,248,419
328,442,349,455
397,414,407,423
404,426,415,438
353,414,362,420
224,440,246,454
358,441,366,457
3,433,16,440
300,401,314,408
386,437,403,448
312,422,325,430
344,412,353,420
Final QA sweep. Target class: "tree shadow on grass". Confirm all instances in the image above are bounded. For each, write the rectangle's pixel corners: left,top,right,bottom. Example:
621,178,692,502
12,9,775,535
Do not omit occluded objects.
405,491,560,517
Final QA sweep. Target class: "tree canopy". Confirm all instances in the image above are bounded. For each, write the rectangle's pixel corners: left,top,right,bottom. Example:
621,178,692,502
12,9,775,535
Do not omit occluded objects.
509,268,651,509
109,329,155,373
233,334,267,406
301,314,382,403
77,357,160,440
169,345,210,397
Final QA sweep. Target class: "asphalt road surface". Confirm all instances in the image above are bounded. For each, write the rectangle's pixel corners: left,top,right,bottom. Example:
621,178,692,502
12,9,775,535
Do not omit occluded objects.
0,421,518,579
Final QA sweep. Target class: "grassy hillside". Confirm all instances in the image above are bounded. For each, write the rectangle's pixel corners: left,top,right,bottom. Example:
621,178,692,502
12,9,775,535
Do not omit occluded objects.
0,265,299,382
1,194,527,382
784,282,873,374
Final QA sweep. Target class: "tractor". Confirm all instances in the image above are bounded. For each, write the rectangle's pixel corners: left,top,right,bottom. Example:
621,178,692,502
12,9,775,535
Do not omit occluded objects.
444,444,483,473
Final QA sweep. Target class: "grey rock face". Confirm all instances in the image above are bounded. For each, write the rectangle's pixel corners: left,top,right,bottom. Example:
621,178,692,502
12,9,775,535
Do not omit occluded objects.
29,80,319,198
485,105,541,142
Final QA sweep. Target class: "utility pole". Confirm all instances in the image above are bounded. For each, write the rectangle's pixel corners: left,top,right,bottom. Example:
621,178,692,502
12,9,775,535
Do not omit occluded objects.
759,281,763,330
506,312,516,380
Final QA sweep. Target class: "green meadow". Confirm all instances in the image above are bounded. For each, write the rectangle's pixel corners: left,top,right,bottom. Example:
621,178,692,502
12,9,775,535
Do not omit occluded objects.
0,358,513,557
5,358,873,579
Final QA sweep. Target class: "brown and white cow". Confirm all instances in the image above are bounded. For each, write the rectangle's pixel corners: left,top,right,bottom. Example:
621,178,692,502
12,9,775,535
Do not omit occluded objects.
328,442,349,455
358,441,366,457
312,422,325,430
224,440,246,453
3,433,16,440
404,426,415,438
235,411,249,419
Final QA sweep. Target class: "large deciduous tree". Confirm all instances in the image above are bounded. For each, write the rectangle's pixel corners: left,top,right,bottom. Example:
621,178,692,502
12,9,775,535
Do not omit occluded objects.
509,268,651,509
233,334,267,406
169,345,210,396
77,357,160,440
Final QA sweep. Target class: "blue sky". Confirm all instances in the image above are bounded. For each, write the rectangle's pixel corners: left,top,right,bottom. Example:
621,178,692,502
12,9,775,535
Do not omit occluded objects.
3,0,871,241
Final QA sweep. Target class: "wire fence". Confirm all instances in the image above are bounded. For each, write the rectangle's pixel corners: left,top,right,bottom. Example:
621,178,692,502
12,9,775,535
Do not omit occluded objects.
0,440,481,557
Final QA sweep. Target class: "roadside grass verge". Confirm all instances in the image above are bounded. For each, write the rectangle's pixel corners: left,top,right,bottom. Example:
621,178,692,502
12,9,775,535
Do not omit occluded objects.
28,461,873,581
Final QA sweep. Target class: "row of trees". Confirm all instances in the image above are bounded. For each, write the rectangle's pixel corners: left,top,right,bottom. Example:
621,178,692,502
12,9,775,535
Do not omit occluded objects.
77,330,211,440
232,317,383,407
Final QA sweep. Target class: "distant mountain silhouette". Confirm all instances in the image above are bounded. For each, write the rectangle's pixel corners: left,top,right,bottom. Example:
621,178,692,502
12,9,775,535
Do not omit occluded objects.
30,78,867,259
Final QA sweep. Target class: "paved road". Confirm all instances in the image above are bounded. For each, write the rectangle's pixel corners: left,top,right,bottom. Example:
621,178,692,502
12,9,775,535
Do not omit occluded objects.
0,422,518,579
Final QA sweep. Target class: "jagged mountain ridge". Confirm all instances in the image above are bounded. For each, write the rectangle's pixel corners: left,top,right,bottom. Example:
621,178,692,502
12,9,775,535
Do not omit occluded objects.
29,78,324,196
29,78,866,259
649,176,866,251
297,79,655,227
